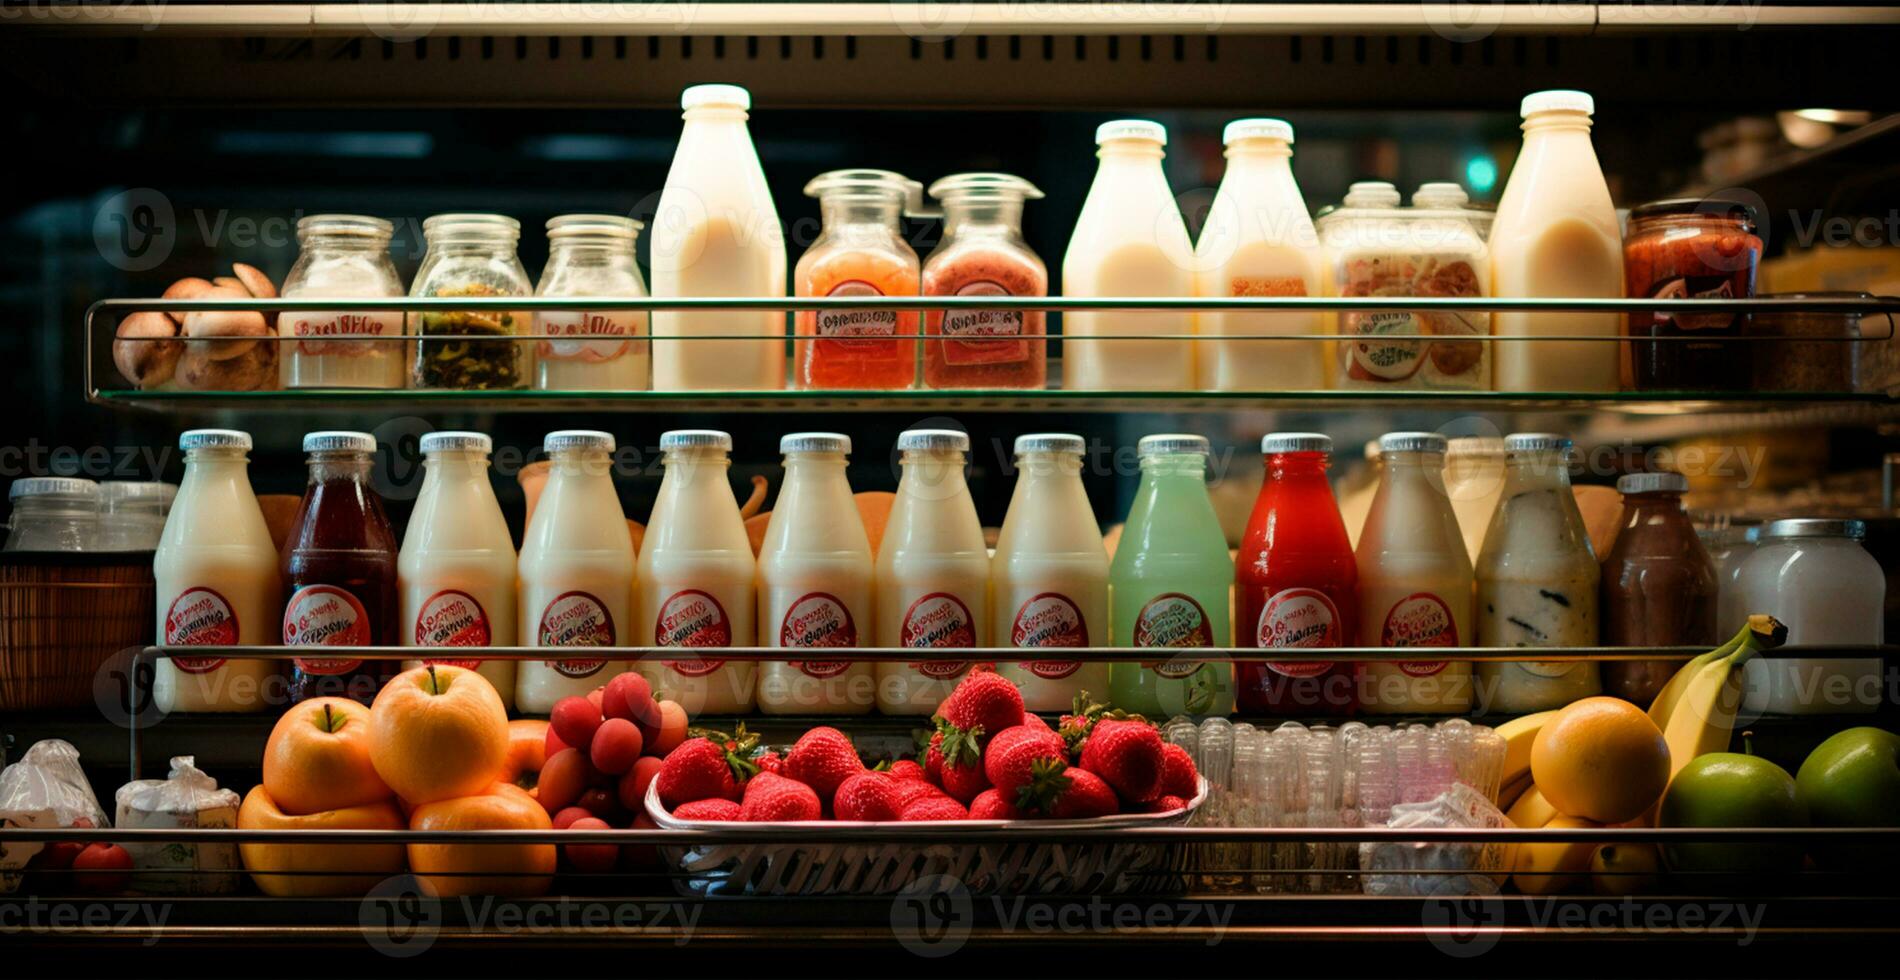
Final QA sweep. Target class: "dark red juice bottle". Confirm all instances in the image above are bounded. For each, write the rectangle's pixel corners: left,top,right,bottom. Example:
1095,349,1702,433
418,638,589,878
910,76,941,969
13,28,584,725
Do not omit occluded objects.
1237,433,1359,715
280,431,399,705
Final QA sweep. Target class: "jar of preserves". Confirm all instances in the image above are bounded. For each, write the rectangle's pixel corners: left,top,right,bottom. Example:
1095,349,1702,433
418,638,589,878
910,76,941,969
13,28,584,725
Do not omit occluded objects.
278,214,407,389
1623,197,1762,390
920,173,1049,390
410,213,531,390
794,169,923,390
1599,472,1716,705
533,214,649,392
1748,292,1867,393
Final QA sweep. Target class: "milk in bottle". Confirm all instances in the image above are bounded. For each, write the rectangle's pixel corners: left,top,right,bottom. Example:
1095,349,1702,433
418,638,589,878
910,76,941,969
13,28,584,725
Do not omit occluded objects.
517,430,635,714
650,84,787,391
1062,120,1196,391
1355,432,1474,714
993,434,1110,712
153,430,282,714
637,429,757,715
399,431,518,708
1490,90,1623,393
1193,119,1325,391
876,429,990,715
757,433,875,715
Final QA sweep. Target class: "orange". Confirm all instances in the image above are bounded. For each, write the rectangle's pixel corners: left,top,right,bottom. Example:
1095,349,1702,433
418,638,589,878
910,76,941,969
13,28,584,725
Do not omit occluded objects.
407,782,555,897
369,664,510,806
1530,696,1670,824
499,718,549,794
262,697,391,816
237,786,406,897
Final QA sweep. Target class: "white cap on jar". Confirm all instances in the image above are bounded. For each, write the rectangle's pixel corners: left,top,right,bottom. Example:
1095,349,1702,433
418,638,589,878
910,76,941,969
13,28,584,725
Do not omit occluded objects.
897,429,970,453
1223,118,1294,145
1096,119,1167,146
1379,432,1449,455
1138,434,1210,457
544,430,616,454
1413,182,1471,209
302,431,377,454
179,429,252,452
661,429,733,452
9,477,99,501
1261,432,1332,455
1616,472,1688,495
1014,433,1086,456
420,431,493,454
1343,181,1402,208
1521,89,1595,117
682,83,751,111
780,432,851,455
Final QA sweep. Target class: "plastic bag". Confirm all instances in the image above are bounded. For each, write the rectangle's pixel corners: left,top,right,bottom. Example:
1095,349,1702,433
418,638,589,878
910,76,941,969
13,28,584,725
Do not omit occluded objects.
0,740,110,893
114,756,242,895
1358,782,1509,897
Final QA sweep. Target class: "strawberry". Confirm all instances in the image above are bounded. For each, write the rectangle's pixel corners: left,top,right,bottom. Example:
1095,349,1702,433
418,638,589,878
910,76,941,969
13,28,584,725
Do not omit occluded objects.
899,796,969,821
940,755,991,804
655,736,757,807
833,772,903,821
930,723,984,803
920,731,946,784
753,750,784,775
739,772,822,821
936,670,1024,743
780,726,865,800
891,779,946,810
1079,719,1166,803
885,759,926,781
1057,691,1117,758
983,725,1069,801
967,788,1021,820
672,798,743,821
1159,743,1199,799
1138,794,1190,814
1050,768,1120,819
1019,712,1050,732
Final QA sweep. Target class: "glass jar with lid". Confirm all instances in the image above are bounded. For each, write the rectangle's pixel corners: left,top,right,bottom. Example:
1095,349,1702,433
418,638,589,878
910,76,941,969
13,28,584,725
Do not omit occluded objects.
4,477,100,552
1599,472,1716,705
920,173,1048,390
410,213,531,390
1622,196,1762,390
1736,518,1886,715
278,214,407,390
794,169,925,390
533,214,649,392
96,480,177,551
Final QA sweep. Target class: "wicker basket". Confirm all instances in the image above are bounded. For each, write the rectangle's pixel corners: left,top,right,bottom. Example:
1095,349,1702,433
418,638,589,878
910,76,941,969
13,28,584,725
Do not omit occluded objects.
0,552,155,711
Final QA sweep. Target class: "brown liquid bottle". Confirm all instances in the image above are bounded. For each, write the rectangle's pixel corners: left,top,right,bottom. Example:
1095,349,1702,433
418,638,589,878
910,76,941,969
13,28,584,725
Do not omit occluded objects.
1600,472,1716,706
281,431,399,704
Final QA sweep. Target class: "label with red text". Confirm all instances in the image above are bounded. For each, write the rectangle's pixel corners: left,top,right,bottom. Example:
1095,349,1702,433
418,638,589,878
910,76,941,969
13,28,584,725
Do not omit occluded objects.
1132,593,1215,649
940,281,1028,366
901,592,975,677
1009,593,1086,679
164,587,238,674
286,311,399,357
282,584,369,675
537,591,614,678
1379,592,1457,676
656,589,730,676
537,311,641,362
412,589,492,668
1256,588,1340,678
817,281,897,351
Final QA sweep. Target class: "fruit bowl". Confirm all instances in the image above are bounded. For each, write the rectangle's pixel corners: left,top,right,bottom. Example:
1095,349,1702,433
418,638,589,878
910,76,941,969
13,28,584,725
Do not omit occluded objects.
644,777,1208,897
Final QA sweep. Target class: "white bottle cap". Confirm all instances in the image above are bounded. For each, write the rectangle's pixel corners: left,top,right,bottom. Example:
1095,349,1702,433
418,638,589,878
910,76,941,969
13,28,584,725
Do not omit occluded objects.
1014,433,1086,456
1343,181,1402,208
1503,433,1572,454
1616,472,1688,495
1261,432,1332,455
1520,89,1594,117
1379,432,1448,455
660,429,733,452
99,481,177,506
681,83,751,111
420,431,493,454
1095,119,1167,146
1764,518,1866,541
302,431,377,454
897,429,970,453
1137,434,1210,457
780,432,851,455
179,429,252,452
1223,118,1294,145
1412,182,1471,209
544,430,616,454
9,477,99,501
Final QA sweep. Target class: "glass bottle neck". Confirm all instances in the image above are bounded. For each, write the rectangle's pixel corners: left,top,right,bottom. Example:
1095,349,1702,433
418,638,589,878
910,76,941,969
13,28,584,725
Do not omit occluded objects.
1266,451,1330,481
1503,451,1573,491
306,451,374,485
549,239,636,260
1139,453,1207,480
300,233,392,253
549,449,615,478
423,450,491,481
942,199,1025,238
819,198,904,234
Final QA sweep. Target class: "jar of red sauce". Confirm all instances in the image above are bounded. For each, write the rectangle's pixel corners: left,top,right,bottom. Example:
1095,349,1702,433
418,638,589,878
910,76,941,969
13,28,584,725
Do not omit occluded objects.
1236,432,1359,715
793,170,922,389
921,173,1048,389
1623,197,1761,390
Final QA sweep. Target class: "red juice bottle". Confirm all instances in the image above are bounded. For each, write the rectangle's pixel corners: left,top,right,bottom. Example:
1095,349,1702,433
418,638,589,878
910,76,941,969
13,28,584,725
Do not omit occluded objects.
281,431,400,705
1237,432,1358,715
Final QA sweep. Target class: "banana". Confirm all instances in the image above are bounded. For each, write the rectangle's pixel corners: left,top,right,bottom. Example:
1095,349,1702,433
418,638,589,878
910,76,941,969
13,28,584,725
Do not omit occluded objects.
1646,619,1755,730
1506,784,1560,829
1659,616,1784,782
1512,815,1601,895
1496,771,1534,811
1590,841,1663,896
1495,709,1558,790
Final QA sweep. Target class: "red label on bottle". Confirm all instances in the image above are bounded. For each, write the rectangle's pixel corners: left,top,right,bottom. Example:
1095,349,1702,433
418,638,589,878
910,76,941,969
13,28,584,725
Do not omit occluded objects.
538,590,614,677
817,280,898,351
413,589,491,668
657,589,730,676
282,584,369,675
1009,593,1086,679
165,587,238,673
1379,592,1456,676
779,592,857,648
286,311,397,357
940,281,1028,366
1256,588,1340,678
1132,593,1215,649
537,311,636,362
901,592,975,677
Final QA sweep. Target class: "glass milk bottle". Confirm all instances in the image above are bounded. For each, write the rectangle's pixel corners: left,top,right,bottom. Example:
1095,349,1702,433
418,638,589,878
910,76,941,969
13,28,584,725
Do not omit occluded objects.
1490,90,1623,393
533,214,649,391
1445,436,1507,563
757,433,874,715
876,429,990,715
1475,434,1601,713
399,431,518,708
1355,432,1474,715
1108,435,1236,718
794,170,922,390
637,430,758,716
921,173,1049,389
278,214,406,389
993,434,1110,713
517,430,636,714
1193,119,1325,391
1062,120,1196,391
1736,519,1886,716
280,431,400,706
153,430,282,714
650,84,787,391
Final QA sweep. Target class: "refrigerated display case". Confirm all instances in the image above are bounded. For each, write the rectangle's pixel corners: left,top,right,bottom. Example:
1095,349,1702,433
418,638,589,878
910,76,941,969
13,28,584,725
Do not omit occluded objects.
4,2,1900,968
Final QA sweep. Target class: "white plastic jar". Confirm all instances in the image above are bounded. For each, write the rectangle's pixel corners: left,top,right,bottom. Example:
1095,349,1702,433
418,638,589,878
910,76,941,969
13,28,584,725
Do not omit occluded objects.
4,478,101,552
1735,518,1886,715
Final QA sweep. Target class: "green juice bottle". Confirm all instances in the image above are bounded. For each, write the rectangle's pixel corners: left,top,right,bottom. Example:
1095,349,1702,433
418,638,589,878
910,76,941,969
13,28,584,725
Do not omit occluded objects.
1109,434,1235,718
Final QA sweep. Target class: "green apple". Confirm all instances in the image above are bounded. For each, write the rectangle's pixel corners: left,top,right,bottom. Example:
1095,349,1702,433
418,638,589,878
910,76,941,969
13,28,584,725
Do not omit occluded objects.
1659,752,1805,878
1796,727,1900,826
